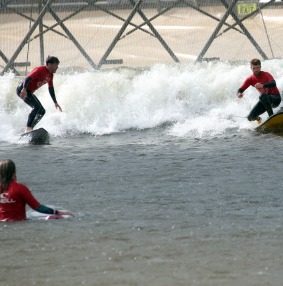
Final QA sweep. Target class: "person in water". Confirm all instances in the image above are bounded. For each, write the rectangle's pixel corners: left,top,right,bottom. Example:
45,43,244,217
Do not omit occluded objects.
0,159,73,221
237,58,281,123
16,56,63,133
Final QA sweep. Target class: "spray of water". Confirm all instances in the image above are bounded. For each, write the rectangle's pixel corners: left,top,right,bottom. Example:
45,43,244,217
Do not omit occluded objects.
1,59,283,142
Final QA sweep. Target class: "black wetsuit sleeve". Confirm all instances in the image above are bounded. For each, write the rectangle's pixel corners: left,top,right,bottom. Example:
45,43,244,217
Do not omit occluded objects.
48,86,57,103
35,204,59,215
263,80,276,88
23,77,32,89
238,88,244,93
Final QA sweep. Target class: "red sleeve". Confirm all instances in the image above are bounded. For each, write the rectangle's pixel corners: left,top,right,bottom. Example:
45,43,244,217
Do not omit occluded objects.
18,184,41,210
240,76,252,92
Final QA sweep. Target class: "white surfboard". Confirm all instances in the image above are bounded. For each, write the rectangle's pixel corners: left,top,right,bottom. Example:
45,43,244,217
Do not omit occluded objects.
27,209,72,220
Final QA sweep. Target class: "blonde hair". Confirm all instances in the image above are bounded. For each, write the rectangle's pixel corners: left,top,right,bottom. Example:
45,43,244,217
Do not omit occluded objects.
0,159,16,193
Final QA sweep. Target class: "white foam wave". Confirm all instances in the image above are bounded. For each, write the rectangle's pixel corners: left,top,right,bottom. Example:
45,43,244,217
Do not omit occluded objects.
1,59,283,142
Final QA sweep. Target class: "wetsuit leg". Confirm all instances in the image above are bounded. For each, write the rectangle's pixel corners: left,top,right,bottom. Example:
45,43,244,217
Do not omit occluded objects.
269,94,281,108
259,93,281,117
248,94,281,121
16,84,46,128
25,94,46,128
247,101,266,121
259,94,273,117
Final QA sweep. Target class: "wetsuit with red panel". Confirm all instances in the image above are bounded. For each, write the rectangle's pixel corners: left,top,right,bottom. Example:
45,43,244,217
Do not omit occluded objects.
0,180,58,221
16,66,58,128
238,71,281,121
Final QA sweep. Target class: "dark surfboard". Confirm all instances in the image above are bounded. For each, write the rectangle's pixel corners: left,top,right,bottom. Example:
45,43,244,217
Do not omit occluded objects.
20,128,50,144
255,112,283,133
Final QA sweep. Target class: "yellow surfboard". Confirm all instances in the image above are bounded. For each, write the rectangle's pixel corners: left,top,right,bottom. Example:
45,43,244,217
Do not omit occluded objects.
255,112,283,133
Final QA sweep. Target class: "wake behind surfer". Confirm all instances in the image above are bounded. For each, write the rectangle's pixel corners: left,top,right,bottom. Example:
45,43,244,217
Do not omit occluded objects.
16,56,62,133
237,58,281,123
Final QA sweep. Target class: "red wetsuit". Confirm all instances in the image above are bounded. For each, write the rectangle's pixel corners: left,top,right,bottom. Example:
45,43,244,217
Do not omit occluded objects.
16,66,57,128
25,66,54,93
238,71,281,120
240,71,280,95
0,180,40,221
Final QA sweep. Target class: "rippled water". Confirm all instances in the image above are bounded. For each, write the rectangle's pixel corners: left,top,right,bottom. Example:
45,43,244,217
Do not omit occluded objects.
1,60,283,285
1,126,283,286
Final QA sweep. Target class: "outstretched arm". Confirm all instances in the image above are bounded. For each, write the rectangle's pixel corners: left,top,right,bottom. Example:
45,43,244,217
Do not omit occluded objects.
48,86,62,112
19,184,73,216
237,77,251,98
35,204,74,216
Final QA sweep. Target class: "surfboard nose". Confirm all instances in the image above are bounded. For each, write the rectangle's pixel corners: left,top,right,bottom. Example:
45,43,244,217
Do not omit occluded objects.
20,128,50,145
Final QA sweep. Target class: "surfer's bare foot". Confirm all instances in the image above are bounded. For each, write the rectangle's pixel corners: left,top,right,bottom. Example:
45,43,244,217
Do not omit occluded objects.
256,117,262,124
25,127,33,133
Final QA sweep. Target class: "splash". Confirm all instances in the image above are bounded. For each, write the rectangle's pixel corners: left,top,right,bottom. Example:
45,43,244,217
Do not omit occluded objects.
1,60,283,142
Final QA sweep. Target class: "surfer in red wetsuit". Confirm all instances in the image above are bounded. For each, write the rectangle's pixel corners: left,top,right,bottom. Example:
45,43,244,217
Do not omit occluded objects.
0,159,73,221
237,58,281,123
16,56,62,133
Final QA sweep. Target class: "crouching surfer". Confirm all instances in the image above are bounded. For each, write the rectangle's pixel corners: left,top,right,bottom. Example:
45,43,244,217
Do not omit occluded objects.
237,58,281,124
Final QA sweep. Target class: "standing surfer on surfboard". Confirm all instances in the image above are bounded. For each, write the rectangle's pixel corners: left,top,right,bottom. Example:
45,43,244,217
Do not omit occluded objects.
0,159,73,221
237,58,281,124
16,56,63,133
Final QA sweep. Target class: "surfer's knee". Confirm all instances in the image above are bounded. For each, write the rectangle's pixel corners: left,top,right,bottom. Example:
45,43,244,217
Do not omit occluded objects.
38,107,46,116
34,105,45,116
259,93,268,104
